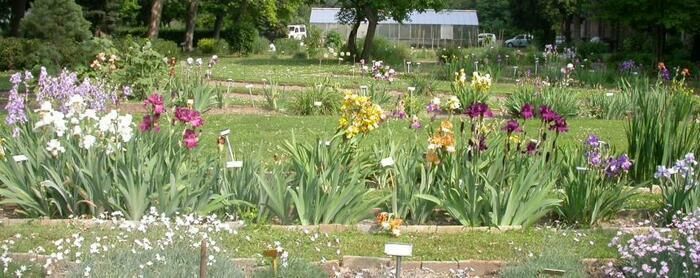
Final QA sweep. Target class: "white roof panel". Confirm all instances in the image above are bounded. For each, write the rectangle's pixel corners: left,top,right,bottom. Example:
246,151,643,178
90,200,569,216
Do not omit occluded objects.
310,8,478,26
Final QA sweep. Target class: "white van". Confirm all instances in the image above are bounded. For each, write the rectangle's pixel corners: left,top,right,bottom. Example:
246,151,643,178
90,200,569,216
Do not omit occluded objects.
287,25,307,40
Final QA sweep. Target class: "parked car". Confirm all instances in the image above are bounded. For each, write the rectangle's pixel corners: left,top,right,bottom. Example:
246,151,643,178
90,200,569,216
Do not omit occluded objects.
504,34,532,48
287,25,307,40
478,33,497,46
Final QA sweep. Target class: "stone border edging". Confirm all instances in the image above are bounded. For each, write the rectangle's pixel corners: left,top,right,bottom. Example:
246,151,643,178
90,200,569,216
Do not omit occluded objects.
8,252,614,277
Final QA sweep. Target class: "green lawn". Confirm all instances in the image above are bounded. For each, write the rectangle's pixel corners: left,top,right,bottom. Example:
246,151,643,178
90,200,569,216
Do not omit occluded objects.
197,114,626,160
0,223,618,262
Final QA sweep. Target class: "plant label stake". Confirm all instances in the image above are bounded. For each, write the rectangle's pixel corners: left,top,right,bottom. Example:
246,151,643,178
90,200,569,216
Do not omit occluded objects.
199,239,208,278
385,243,412,278
220,129,242,168
360,85,369,96
263,249,280,276
406,61,412,74
12,155,28,162
539,268,566,276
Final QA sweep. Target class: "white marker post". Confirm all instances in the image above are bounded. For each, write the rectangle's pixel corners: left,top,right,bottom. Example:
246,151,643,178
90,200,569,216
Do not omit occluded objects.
220,129,242,168
12,155,28,162
360,85,369,96
384,243,412,278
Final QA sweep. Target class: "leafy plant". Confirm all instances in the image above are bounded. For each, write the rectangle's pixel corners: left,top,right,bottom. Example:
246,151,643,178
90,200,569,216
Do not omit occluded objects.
625,80,700,185
505,86,579,118
261,79,282,111
289,80,340,115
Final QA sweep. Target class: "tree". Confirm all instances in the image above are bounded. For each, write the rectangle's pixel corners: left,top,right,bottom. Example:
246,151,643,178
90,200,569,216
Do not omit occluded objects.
183,0,199,51
21,0,91,43
76,0,121,35
337,0,446,60
147,0,164,39
8,0,30,37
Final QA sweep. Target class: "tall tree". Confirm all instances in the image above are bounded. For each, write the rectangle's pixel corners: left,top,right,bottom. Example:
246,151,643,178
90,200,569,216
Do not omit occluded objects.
9,0,29,36
337,0,446,60
147,0,164,39
183,0,199,51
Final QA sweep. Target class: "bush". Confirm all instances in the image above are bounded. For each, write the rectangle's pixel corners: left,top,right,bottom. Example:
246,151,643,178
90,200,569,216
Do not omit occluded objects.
0,37,41,70
289,80,340,115
275,38,302,54
151,38,181,56
364,37,412,67
20,0,92,44
576,41,608,61
304,26,323,58
324,30,343,49
197,38,228,55
223,22,259,54
251,36,270,55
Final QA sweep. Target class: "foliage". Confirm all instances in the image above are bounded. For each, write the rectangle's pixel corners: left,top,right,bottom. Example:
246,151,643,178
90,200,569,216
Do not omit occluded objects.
198,38,229,54
654,153,700,223
606,209,700,277
583,90,632,120
279,135,384,225
0,38,42,71
505,86,579,118
68,240,245,278
252,258,327,278
261,79,282,111
289,80,341,116
275,38,303,54
366,37,412,67
625,80,700,186
557,137,636,226
20,0,92,44
501,248,587,278
324,30,344,49
223,22,259,54
576,41,608,61
373,139,437,224
150,38,181,57
304,25,324,58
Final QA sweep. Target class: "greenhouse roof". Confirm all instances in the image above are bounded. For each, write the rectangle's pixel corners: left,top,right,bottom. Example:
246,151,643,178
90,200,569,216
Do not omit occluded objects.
309,8,479,26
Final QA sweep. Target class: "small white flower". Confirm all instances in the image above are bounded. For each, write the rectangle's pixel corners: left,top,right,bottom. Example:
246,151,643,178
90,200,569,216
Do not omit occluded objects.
431,97,441,105
80,135,97,150
46,139,65,157
196,58,203,66
446,146,456,153
186,57,194,65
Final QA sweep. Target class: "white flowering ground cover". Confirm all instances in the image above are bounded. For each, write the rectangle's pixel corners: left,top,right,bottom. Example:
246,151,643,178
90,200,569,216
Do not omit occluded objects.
0,209,620,277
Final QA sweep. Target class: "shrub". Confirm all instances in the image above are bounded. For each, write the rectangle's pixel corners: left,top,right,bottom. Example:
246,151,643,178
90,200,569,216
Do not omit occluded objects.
21,0,92,44
324,30,343,49
366,37,411,67
0,37,41,70
582,91,632,120
251,36,270,55
197,38,228,54
304,25,323,57
576,41,608,61
151,38,181,56
288,80,340,115
275,38,302,54
223,22,259,54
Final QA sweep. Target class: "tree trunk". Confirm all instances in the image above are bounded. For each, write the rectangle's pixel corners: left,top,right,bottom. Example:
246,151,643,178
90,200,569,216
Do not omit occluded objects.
9,0,27,37
691,33,700,62
563,15,573,44
213,14,224,40
235,0,248,26
347,19,361,57
360,8,378,60
147,0,164,39
655,25,666,62
184,0,199,52
572,15,582,43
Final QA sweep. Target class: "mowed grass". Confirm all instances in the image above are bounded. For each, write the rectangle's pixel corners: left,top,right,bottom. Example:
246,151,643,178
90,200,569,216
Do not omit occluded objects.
198,114,626,160
0,222,618,261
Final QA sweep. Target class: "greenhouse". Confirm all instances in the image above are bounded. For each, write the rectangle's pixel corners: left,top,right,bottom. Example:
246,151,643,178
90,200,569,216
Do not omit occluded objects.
309,8,480,48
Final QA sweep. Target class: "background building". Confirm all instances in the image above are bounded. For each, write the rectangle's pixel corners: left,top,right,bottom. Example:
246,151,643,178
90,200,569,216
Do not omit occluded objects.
309,8,480,48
